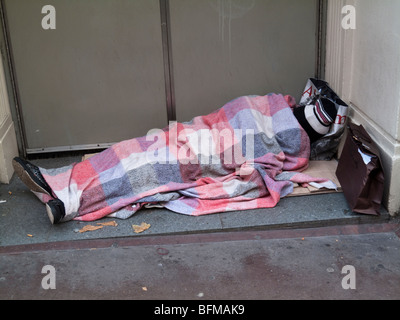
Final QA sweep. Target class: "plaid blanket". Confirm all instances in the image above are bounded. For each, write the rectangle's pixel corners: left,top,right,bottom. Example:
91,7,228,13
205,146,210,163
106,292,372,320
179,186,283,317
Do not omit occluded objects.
38,94,335,222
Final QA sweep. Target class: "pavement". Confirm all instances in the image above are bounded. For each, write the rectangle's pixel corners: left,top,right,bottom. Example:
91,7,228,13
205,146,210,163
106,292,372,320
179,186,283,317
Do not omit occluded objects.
0,154,399,300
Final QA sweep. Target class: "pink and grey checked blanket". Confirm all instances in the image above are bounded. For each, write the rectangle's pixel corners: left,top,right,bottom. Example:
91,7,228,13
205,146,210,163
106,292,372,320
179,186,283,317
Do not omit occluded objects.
37,94,335,222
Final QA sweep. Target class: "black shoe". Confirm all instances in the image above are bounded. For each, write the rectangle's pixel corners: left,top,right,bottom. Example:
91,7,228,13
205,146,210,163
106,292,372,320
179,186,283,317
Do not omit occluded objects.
12,157,53,196
46,199,66,224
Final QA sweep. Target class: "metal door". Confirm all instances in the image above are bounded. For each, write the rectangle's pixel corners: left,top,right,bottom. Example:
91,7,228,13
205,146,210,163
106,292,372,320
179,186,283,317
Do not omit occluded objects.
2,0,324,154
170,0,320,122
3,0,168,153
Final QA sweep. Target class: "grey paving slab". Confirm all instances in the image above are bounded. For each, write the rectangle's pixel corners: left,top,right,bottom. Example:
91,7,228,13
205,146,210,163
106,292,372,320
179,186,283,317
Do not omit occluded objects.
219,193,388,231
0,155,390,247
1,230,399,300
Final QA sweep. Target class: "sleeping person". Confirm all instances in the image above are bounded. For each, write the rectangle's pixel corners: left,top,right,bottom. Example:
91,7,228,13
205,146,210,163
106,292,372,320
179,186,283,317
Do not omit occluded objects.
13,94,337,224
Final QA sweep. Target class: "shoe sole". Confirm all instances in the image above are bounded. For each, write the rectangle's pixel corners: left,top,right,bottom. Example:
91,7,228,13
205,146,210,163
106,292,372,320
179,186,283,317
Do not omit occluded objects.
45,203,55,225
12,159,51,196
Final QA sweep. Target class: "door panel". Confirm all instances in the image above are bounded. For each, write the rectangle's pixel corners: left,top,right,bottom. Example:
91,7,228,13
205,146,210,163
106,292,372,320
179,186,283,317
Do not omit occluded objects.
170,0,318,122
4,0,321,153
4,0,167,152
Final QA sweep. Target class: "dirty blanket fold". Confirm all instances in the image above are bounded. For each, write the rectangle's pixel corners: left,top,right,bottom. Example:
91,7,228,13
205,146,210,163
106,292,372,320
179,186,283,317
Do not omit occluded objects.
37,94,335,222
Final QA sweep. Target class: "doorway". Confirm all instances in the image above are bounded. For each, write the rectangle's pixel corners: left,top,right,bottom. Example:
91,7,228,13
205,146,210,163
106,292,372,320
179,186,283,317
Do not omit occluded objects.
1,0,325,155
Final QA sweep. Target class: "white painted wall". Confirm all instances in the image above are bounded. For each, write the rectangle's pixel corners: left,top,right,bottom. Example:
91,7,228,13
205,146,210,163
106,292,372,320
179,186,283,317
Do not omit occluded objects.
0,54,18,184
350,0,400,140
326,0,400,215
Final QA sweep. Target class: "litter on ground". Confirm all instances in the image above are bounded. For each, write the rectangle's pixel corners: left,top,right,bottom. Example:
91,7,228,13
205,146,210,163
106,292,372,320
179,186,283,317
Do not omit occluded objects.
132,222,151,234
78,221,118,233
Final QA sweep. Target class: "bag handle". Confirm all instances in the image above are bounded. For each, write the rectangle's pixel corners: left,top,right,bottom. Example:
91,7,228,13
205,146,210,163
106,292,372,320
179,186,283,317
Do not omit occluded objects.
351,126,372,143
348,124,378,155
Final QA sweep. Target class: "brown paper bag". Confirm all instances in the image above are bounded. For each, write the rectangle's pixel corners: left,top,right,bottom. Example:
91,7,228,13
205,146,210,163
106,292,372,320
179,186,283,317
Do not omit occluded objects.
336,123,385,215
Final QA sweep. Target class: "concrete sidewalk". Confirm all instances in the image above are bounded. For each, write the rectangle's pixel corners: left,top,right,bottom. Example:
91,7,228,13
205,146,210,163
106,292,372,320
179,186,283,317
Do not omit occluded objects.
0,155,390,247
0,222,399,300
0,155,398,300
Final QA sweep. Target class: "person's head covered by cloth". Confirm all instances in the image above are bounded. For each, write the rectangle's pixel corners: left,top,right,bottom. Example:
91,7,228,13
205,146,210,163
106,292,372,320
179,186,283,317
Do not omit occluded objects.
293,97,337,143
